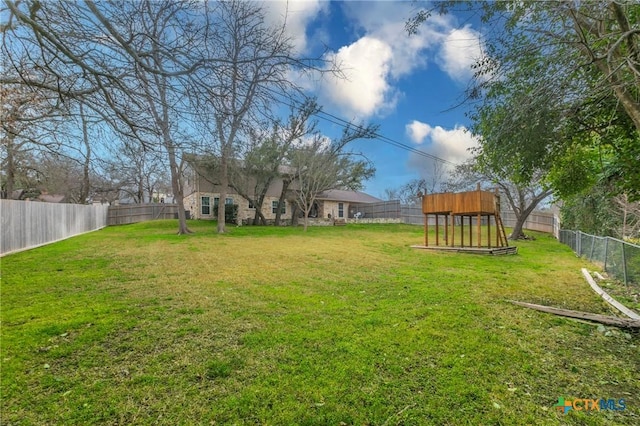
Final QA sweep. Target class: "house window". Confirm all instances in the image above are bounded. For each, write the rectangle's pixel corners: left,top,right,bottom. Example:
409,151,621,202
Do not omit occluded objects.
338,203,344,218
248,200,255,209
201,196,210,215
272,200,285,214
215,197,233,206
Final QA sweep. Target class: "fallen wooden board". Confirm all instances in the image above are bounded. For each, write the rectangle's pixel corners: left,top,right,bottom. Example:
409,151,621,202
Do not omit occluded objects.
508,300,640,329
581,268,640,320
410,245,517,255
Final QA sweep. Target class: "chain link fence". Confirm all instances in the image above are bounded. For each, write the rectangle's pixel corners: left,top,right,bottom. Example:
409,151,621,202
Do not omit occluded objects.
559,230,640,286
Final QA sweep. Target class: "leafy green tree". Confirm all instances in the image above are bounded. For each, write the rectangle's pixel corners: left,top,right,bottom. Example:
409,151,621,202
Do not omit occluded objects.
290,124,377,231
191,1,328,234
408,1,640,202
229,100,320,225
448,160,552,240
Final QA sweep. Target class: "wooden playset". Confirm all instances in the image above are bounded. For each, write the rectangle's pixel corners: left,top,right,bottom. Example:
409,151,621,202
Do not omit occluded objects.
413,184,516,255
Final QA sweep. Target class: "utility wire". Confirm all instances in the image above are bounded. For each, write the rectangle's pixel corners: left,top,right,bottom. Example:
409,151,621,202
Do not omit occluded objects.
318,106,457,166
265,87,458,166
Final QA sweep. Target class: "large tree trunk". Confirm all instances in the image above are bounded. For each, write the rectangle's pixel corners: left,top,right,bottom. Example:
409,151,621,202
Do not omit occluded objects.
4,135,15,199
252,189,268,225
506,189,552,240
290,202,298,226
252,208,267,225
147,177,155,204
163,115,190,233
509,214,529,240
144,66,191,234
137,177,144,203
218,153,228,233
167,146,191,235
275,178,291,226
79,104,91,204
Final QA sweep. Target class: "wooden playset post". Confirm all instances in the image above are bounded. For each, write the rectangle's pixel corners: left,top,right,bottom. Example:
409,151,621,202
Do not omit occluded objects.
424,213,428,247
444,214,449,245
419,191,429,247
476,183,482,248
495,187,505,248
450,214,455,247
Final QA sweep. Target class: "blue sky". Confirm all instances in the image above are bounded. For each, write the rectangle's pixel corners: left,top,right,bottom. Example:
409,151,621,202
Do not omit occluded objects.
262,0,485,198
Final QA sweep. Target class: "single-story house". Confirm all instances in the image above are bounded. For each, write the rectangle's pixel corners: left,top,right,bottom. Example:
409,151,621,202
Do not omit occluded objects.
182,157,381,224
311,189,382,219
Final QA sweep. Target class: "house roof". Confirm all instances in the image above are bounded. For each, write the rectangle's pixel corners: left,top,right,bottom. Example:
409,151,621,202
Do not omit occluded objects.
316,189,382,204
37,194,66,203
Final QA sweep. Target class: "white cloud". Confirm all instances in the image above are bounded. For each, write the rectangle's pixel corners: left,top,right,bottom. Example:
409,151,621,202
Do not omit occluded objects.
342,2,452,78
283,2,486,118
293,133,331,150
437,25,484,83
262,0,328,53
307,2,439,119
406,120,431,144
319,36,395,118
405,120,478,164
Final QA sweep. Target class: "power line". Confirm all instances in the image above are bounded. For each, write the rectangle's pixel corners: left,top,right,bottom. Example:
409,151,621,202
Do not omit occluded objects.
264,87,458,166
318,106,457,166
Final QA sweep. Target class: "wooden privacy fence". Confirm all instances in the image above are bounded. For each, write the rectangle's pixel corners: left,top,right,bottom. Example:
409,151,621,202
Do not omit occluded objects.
350,200,401,219
499,210,557,235
0,199,109,256
402,205,424,225
107,203,179,225
357,201,558,235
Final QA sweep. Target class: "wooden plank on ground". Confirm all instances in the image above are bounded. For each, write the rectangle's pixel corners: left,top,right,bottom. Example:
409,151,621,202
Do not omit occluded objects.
581,268,640,320
410,245,517,255
509,300,640,329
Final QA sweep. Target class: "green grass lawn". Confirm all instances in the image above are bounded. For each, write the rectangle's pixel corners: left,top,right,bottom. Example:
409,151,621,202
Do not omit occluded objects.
1,220,638,425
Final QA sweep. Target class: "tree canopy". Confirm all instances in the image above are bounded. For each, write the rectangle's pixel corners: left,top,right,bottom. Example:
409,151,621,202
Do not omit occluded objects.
290,123,377,231
408,0,640,232
1,0,351,234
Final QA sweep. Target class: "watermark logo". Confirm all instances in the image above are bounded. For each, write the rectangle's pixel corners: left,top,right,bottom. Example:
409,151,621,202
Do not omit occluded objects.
554,397,626,414
554,397,572,414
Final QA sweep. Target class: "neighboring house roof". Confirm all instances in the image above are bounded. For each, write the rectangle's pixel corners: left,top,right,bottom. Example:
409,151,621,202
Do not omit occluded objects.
183,153,380,204
37,194,66,203
316,189,382,204
277,164,296,175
